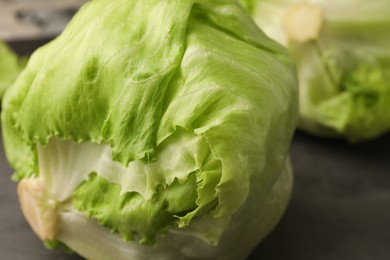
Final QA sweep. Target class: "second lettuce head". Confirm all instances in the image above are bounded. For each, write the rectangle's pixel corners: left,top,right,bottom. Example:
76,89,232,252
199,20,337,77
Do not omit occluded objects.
242,0,390,142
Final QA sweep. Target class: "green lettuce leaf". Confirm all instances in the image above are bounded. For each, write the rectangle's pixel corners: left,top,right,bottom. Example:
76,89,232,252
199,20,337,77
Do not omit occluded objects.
0,41,24,99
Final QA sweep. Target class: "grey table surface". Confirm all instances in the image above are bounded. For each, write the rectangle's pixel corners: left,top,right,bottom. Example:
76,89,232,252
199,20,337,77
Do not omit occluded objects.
1,41,390,260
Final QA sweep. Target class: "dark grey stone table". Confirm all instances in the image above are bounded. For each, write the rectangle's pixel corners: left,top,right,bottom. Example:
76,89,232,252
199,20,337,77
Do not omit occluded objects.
1,40,389,259
251,131,390,260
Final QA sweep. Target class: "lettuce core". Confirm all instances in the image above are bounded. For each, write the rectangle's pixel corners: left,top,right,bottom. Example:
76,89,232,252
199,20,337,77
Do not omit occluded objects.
283,3,324,43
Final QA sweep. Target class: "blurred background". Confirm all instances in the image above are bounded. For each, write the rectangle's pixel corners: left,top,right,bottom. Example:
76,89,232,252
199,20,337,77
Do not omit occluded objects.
0,0,87,54
0,1,390,260
0,0,87,41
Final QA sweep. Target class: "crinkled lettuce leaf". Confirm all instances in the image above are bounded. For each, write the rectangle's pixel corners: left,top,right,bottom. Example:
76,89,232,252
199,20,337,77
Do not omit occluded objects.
2,0,297,259
241,0,390,142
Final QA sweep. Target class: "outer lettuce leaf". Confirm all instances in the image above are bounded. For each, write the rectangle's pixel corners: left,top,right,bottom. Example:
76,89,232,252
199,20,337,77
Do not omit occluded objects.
2,0,297,259
241,0,390,141
73,172,199,246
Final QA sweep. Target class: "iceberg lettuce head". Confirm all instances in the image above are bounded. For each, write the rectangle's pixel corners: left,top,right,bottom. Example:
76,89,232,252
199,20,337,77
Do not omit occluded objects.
241,0,390,142
2,0,297,259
